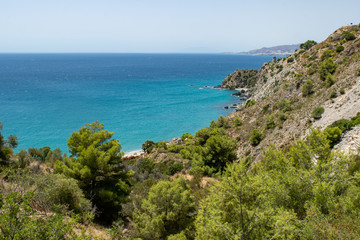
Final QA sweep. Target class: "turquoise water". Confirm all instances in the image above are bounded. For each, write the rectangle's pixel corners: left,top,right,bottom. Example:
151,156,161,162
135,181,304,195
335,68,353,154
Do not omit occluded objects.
0,53,271,152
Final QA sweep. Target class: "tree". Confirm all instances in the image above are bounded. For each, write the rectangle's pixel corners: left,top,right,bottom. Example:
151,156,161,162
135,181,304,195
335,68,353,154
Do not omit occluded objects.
300,40,317,50
55,121,132,223
250,129,264,146
133,177,195,239
0,122,17,165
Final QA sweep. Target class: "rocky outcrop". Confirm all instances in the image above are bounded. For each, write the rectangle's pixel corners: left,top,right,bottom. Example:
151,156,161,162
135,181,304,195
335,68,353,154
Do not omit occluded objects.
221,69,258,89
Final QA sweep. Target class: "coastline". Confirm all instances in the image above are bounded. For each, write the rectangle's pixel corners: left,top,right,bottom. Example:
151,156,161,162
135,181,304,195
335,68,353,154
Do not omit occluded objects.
124,149,144,158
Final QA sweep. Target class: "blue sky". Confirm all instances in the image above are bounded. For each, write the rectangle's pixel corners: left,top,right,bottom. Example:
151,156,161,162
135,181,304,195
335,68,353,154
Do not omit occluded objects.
1,0,359,53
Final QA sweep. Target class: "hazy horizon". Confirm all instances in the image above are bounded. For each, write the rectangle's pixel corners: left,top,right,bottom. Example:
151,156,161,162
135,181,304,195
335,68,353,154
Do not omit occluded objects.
1,0,359,53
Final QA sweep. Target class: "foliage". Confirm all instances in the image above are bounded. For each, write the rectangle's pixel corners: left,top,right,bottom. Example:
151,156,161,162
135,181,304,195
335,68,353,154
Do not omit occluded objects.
166,162,184,175
312,107,325,120
0,123,17,165
276,98,292,112
324,126,342,147
265,114,277,129
319,58,337,81
329,118,353,132
340,88,345,95
195,129,360,239
233,117,242,127
336,45,344,52
342,31,356,41
249,129,264,146
302,79,314,97
300,40,317,50
55,121,131,223
320,49,334,61
142,140,156,154
287,57,294,63
0,191,79,240
133,177,195,240
330,91,338,99
245,100,256,108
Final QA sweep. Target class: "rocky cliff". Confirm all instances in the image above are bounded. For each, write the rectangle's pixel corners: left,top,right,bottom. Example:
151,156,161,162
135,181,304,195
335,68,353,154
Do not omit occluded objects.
224,25,360,159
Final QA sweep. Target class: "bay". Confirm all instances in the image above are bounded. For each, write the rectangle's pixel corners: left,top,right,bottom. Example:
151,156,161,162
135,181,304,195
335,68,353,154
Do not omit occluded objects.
0,53,271,152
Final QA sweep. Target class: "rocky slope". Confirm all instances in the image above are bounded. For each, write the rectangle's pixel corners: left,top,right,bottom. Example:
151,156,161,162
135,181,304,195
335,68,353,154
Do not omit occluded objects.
223,25,360,160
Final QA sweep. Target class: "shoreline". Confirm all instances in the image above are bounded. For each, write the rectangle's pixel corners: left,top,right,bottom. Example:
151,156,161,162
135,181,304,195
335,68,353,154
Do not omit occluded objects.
124,149,144,158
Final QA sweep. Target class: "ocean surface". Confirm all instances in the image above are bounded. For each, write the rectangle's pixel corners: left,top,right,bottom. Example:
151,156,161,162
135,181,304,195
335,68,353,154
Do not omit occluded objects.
0,53,272,153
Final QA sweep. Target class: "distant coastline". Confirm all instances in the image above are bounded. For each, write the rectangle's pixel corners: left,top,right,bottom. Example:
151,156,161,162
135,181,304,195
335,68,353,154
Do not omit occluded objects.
224,44,300,56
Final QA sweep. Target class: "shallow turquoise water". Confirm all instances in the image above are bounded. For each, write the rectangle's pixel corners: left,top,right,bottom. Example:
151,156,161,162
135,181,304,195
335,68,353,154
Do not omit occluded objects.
0,53,271,152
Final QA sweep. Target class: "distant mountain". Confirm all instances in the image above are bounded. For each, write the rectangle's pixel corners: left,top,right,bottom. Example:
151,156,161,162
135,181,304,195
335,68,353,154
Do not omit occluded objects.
236,44,300,56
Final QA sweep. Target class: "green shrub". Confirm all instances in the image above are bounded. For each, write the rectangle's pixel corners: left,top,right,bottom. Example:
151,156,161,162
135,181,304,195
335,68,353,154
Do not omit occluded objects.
277,111,288,122
167,144,185,153
336,45,344,52
312,107,325,120
330,91,338,99
166,162,184,175
351,113,360,126
233,117,243,127
319,58,337,80
276,98,292,112
250,129,264,146
340,88,345,95
324,127,342,147
181,132,194,142
245,100,256,108
302,80,314,97
320,49,334,61
265,114,277,129
142,140,156,154
307,67,317,75
287,57,294,63
325,74,336,87
342,31,356,41
300,40,317,50
329,119,353,132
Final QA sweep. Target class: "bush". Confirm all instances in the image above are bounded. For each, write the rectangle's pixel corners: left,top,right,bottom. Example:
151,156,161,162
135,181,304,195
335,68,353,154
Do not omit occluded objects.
250,129,264,146
245,100,256,108
319,58,337,80
340,88,345,95
320,49,334,61
277,111,288,122
287,57,294,63
342,31,356,41
329,119,353,132
336,45,344,52
302,80,314,97
276,98,292,112
233,117,242,127
166,162,184,175
265,114,277,129
324,127,342,147
142,140,156,154
312,107,325,120
330,91,338,99
307,67,317,75
300,40,317,50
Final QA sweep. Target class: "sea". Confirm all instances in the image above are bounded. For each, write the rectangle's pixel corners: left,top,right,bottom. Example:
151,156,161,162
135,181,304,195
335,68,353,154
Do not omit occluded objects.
0,53,272,153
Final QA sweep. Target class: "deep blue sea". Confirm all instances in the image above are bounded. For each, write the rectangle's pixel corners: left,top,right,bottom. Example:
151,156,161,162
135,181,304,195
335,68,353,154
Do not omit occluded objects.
0,53,271,153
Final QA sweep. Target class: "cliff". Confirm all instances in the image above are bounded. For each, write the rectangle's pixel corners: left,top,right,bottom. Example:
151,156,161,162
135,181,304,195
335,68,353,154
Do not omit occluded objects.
223,25,360,159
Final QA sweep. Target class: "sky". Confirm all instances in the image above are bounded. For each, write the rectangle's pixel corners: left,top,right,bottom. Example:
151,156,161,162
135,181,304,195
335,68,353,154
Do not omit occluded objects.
1,0,359,53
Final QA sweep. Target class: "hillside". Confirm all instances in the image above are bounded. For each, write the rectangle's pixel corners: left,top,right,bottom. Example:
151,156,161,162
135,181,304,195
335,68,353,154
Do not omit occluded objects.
222,25,360,160
237,44,300,56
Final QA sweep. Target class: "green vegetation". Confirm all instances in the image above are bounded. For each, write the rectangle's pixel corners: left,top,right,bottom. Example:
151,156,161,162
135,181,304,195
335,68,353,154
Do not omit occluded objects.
336,45,344,52
301,79,314,97
250,129,264,146
55,121,131,223
287,57,294,63
133,177,195,239
312,107,325,120
300,40,317,50
195,129,360,239
319,58,337,87
342,31,356,41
